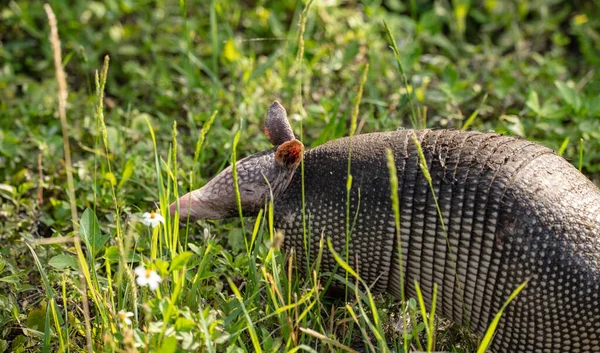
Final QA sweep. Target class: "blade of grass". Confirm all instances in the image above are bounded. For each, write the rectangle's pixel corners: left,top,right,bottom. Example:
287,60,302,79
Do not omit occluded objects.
227,277,263,353
62,275,70,353
383,20,419,129
294,0,315,280
43,301,51,353
411,133,464,298
477,281,528,353
192,111,218,187
231,130,248,253
415,280,438,352
557,136,570,156
579,138,584,171
287,344,319,353
210,0,218,78
326,238,389,352
171,121,179,252
345,62,369,301
25,243,66,352
385,149,409,351
299,327,359,353
345,305,376,353
462,93,488,130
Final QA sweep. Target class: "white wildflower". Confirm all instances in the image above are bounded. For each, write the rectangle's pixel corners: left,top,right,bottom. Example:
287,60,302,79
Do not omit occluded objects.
117,310,134,326
134,266,162,291
141,210,165,228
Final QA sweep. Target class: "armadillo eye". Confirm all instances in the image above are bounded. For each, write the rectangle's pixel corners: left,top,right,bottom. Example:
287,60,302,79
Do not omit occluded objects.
242,188,255,195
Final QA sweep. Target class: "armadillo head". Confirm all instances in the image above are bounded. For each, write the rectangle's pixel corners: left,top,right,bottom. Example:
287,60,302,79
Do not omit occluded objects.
170,101,303,220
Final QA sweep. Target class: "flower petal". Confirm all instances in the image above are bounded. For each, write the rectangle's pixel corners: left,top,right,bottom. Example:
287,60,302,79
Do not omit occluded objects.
150,272,162,282
134,266,146,276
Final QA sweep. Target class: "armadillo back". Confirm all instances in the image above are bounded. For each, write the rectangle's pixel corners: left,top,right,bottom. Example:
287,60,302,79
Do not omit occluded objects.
275,129,600,352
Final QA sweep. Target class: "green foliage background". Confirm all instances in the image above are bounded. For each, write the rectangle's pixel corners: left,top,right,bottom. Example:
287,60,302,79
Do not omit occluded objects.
0,0,599,352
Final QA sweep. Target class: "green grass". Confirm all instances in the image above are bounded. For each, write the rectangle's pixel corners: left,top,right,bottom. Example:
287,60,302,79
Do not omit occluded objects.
1,0,599,352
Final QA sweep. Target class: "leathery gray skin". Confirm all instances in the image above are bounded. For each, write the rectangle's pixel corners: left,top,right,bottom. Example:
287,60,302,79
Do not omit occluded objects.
170,102,600,352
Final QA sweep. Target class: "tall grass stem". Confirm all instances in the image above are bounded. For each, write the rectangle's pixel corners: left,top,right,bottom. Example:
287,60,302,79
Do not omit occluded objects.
44,4,79,231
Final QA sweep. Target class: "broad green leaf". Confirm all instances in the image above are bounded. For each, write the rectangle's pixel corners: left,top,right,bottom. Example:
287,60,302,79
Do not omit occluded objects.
103,246,141,264
588,97,600,117
187,243,203,255
0,339,8,353
0,184,15,196
80,208,110,259
0,274,20,284
175,317,196,331
169,251,193,272
157,336,177,353
540,102,567,120
48,255,78,270
555,81,582,113
104,246,119,264
26,303,47,331
155,259,169,275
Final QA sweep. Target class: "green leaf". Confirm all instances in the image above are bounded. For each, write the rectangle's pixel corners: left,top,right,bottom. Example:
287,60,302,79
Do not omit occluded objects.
155,259,170,275
103,246,141,264
80,208,110,259
0,274,20,284
157,335,177,353
103,172,117,186
587,97,600,117
175,317,196,331
540,102,566,120
0,339,8,353
0,184,15,197
48,255,78,270
555,81,582,113
118,158,135,190
26,302,47,331
187,243,203,255
104,246,119,264
525,90,541,116
169,251,193,272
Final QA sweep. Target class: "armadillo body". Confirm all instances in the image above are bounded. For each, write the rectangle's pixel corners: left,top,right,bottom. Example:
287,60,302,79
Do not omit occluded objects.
172,102,600,352
274,129,600,352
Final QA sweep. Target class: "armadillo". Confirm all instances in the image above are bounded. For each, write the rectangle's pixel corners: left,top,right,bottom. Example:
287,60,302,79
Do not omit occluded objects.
170,102,600,352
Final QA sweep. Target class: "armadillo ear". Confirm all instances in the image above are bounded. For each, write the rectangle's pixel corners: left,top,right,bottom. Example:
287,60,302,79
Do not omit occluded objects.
265,101,295,146
275,139,304,170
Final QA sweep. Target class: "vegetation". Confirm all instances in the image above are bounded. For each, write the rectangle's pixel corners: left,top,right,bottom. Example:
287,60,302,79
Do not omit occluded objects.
0,0,599,352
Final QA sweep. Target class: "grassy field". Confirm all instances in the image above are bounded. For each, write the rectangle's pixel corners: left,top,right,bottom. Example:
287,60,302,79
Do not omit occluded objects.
1,0,599,352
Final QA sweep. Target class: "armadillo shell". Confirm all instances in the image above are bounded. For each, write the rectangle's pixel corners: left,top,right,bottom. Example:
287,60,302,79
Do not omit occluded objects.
274,129,600,353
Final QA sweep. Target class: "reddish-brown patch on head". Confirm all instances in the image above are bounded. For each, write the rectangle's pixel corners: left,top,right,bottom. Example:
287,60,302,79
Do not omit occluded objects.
275,139,304,169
